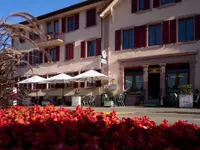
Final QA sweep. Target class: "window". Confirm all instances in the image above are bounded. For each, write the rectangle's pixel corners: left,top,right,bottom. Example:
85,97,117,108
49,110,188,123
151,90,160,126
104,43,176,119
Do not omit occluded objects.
167,71,189,91
139,0,145,11
86,8,96,27
29,33,39,41
68,17,75,32
87,41,96,57
178,18,194,42
47,22,53,34
149,24,162,46
33,51,40,64
161,0,174,5
123,29,134,49
125,74,143,91
54,21,59,39
49,48,56,61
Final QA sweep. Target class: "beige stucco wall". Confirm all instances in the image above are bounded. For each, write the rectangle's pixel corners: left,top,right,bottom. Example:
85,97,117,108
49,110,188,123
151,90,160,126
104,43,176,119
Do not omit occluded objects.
104,0,200,93
14,2,103,75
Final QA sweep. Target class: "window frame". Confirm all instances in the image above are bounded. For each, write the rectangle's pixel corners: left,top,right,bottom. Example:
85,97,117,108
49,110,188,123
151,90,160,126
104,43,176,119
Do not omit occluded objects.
47,22,53,34
49,48,57,61
67,16,75,32
139,0,145,11
87,40,96,57
122,29,134,50
178,17,195,43
86,8,97,28
161,0,175,6
33,51,41,65
148,23,162,46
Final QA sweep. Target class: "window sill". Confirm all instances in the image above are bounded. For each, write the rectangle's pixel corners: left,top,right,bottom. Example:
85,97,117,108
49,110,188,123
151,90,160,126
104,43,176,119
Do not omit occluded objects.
135,9,152,15
85,24,97,29
64,58,74,62
82,55,101,60
158,3,176,9
176,40,197,45
145,45,162,50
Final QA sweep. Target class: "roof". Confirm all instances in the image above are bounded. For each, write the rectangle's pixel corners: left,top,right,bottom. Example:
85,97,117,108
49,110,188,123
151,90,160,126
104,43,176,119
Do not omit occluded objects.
20,0,105,24
100,0,120,18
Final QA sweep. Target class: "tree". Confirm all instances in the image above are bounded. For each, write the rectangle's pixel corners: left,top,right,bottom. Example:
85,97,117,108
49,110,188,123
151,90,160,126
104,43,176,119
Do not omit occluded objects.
0,12,50,105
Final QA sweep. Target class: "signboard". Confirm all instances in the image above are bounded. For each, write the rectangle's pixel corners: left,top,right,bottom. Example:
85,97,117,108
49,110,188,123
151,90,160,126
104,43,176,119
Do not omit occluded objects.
101,58,107,64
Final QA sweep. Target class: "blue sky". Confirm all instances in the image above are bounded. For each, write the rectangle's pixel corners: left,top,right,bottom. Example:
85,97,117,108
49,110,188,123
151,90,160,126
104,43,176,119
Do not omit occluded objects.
0,0,84,23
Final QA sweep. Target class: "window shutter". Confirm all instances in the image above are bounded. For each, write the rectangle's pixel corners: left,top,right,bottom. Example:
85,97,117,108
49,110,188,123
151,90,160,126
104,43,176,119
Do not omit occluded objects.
144,0,150,10
162,21,170,44
140,25,147,47
134,26,140,48
96,38,101,56
115,30,121,51
95,69,101,87
39,51,43,64
80,71,85,88
81,41,86,58
29,52,32,65
132,0,137,13
73,72,79,88
175,0,182,3
195,15,200,40
56,46,60,61
65,44,68,60
71,43,74,59
153,0,160,8
44,49,49,63
62,17,66,33
75,14,79,30
170,19,177,43
86,8,96,27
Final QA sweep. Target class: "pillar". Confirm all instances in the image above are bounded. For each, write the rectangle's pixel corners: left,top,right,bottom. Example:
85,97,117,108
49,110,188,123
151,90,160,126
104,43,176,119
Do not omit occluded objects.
119,66,124,92
190,62,196,90
160,63,166,98
143,65,148,102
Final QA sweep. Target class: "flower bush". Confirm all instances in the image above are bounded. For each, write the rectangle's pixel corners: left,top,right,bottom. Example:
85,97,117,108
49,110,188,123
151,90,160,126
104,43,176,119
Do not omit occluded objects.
0,105,200,150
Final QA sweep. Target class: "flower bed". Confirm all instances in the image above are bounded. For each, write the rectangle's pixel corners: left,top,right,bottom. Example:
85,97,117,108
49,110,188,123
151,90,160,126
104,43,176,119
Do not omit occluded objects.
0,105,200,149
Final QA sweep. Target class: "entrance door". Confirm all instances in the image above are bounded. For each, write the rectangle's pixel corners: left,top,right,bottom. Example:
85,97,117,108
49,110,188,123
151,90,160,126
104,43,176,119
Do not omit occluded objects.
148,73,160,99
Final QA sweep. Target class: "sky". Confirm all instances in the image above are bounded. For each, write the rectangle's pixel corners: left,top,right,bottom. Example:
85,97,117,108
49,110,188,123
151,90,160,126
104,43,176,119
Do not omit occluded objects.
0,0,84,23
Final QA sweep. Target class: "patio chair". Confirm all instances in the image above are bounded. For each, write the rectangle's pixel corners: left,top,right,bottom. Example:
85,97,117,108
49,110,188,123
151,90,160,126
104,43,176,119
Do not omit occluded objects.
193,89,200,108
116,93,126,106
88,95,96,106
82,96,89,106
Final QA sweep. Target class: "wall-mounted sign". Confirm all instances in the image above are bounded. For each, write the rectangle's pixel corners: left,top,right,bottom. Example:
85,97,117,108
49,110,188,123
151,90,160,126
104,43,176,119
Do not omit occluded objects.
101,50,107,64
149,68,160,73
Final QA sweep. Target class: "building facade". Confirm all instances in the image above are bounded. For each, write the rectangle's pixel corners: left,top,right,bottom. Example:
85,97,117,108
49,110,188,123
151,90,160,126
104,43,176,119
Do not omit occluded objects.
14,0,200,106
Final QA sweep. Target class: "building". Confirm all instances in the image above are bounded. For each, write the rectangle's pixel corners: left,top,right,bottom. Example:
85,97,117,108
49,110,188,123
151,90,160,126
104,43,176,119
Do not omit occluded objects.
14,0,200,106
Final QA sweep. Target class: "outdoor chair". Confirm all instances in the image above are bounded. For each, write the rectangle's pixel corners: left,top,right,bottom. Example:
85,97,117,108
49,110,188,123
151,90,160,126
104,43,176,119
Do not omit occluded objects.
115,93,126,106
193,89,200,108
88,95,95,106
82,96,89,106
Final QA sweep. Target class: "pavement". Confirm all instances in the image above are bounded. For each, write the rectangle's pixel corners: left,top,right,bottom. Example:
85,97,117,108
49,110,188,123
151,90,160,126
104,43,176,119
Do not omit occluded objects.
65,106,200,125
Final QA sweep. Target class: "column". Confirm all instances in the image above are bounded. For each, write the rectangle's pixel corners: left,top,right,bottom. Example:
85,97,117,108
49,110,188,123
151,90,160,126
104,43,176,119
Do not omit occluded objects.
119,66,124,92
190,62,196,90
160,63,166,99
143,65,148,102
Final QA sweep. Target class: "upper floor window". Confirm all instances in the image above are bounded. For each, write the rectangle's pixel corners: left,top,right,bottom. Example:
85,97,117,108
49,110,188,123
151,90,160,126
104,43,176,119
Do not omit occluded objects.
161,0,174,5
54,21,59,33
86,8,96,27
139,0,145,11
68,17,75,32
49,48,57,61
178,18,194,42
149,24,162,46
123,29,134,49
87,40,96,57
33,51,41,64
47,22,53,34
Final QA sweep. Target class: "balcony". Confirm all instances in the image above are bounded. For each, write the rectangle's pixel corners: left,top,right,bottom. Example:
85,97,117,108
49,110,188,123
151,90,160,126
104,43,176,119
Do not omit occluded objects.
32,32,64,48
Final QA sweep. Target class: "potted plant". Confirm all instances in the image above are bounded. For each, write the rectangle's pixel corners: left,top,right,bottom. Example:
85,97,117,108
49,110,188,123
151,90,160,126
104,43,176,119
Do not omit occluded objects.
179,84,193,108
104,91,114,107
71,88,81,107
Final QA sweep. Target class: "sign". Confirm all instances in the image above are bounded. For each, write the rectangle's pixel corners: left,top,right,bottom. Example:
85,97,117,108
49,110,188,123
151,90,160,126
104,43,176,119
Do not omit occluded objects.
101,58,107,64
102,50,107,59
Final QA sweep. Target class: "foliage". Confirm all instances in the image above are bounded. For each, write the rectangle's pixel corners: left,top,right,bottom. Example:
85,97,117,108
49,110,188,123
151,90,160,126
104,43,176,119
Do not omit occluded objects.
0,105,199,149
105,90,113,102
179,84,193,95
0,12,51,105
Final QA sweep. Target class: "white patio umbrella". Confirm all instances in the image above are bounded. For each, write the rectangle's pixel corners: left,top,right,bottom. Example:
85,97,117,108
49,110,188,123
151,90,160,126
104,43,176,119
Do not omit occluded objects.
71,70,110,83
18,75,46,103
71,70,110,96
43,73,72,97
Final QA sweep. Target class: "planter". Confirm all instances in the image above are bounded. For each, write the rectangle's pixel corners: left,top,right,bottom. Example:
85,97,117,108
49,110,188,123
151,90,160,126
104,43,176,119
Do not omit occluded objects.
72,96,81,107
8,100,17,106
104,101,114,107
179,94,193,108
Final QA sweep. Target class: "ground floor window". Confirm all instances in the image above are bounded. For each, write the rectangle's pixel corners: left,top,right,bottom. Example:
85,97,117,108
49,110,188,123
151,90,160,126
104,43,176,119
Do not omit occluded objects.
167,68,189,92
125,69,143,92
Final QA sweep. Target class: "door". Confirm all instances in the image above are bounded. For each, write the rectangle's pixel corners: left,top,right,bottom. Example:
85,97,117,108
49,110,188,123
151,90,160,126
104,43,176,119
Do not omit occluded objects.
148,73,160,99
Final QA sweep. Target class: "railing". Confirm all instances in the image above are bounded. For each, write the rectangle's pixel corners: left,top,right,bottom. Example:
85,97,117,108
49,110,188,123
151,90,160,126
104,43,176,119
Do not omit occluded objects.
31,32,64,43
